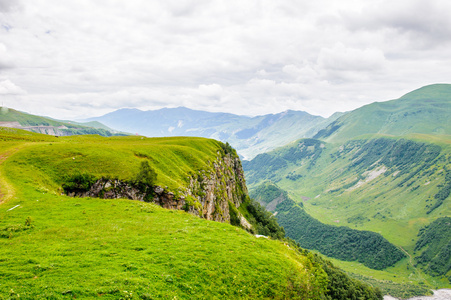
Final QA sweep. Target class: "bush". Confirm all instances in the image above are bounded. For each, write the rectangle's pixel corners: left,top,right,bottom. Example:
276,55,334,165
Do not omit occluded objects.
246,199,285,239
62,173,97,194
133,161,157,188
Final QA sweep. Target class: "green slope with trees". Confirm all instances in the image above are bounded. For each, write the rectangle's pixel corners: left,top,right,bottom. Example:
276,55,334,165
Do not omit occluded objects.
243,86,451,295
250,183,405,270
415,217,451,279
244,134,451,293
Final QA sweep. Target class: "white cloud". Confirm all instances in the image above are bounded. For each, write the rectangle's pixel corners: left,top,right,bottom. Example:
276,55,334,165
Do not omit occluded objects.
0,43,15,70
0,0,21,12
342,0,451,48
318,43,386,72
0,0,449,119
0,79,26,95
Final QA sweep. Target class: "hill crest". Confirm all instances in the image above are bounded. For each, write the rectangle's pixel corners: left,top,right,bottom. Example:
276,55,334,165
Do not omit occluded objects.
314,84,451,141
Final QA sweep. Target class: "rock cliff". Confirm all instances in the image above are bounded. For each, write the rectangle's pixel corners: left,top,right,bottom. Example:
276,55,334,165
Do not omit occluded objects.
185,151,248,223
66,150,252,229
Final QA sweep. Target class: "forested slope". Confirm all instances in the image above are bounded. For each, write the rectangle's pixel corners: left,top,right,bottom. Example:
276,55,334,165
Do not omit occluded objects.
251,183,405,270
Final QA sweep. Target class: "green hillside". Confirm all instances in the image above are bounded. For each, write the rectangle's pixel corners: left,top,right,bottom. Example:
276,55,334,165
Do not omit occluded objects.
244,134,451,293
0,107,62,126
0,107,124,137
250,183,434,298
250,182,405,270
415,217,451,279
314,84,451,142
0,128,381,299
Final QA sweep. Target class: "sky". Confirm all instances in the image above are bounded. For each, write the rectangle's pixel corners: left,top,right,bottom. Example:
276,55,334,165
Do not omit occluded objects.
1,0,451,120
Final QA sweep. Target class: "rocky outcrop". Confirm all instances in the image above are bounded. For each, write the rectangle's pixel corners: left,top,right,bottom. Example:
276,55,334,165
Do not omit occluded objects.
65,151,252,229
24,125,72,136
67,178,148,200
186,152,248,223
0,122,73,136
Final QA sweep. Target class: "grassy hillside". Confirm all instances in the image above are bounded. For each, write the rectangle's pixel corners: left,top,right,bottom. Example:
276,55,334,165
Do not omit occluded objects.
314,84,451,142
244,134,451,292
0,107,124,137
0,128,383,299
0,107,63,127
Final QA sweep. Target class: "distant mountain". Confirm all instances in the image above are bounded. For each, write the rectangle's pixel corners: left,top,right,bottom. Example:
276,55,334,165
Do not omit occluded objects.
0,107,125,137
87,107,338,159
314,84,451,142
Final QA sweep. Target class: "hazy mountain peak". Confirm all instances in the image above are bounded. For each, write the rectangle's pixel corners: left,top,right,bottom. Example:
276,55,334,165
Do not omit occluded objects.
87,106,330,159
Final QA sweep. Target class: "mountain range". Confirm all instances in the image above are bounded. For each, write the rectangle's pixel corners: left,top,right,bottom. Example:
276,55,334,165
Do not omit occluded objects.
86,84,451,161
0,83,450,298
86,107,341,160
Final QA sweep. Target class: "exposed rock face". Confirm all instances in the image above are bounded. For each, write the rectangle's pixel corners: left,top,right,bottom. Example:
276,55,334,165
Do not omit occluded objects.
0,122,73,136
66,151,251,228
67,178,148,200
25,125,71,136
68,178,188,209
186,152,248,223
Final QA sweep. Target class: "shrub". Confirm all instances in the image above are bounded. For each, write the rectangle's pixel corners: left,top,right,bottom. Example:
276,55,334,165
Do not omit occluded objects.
133,161,157,188
62,173,96,194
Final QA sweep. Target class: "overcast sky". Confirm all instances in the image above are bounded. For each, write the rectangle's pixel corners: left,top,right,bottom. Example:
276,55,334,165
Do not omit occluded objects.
1,0,450,119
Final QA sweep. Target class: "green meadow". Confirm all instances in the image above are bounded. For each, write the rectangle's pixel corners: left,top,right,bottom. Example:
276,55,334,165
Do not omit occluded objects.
0,128,328,299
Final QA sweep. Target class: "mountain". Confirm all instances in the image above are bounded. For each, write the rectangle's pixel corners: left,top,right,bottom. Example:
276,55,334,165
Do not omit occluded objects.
0,107,126,137
87,107,337,159
244,135,450,297
244,84,451,297
314,84,451,142
0,128,382,299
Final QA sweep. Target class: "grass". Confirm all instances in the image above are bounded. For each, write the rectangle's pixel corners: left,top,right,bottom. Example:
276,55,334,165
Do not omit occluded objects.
1,195,318,299
245,134,451,291
315,84,451,142
4,134,223,194
0,129,327,299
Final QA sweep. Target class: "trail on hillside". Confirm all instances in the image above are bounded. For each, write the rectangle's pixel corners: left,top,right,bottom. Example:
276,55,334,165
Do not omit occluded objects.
399,246,428,285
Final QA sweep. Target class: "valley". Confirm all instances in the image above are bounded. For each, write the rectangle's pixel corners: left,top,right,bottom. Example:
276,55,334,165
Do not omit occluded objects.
244,84,451,298
0,83,450,299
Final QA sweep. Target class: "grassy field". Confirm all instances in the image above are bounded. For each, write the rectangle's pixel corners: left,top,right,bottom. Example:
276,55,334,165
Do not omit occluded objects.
0,129,328,299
